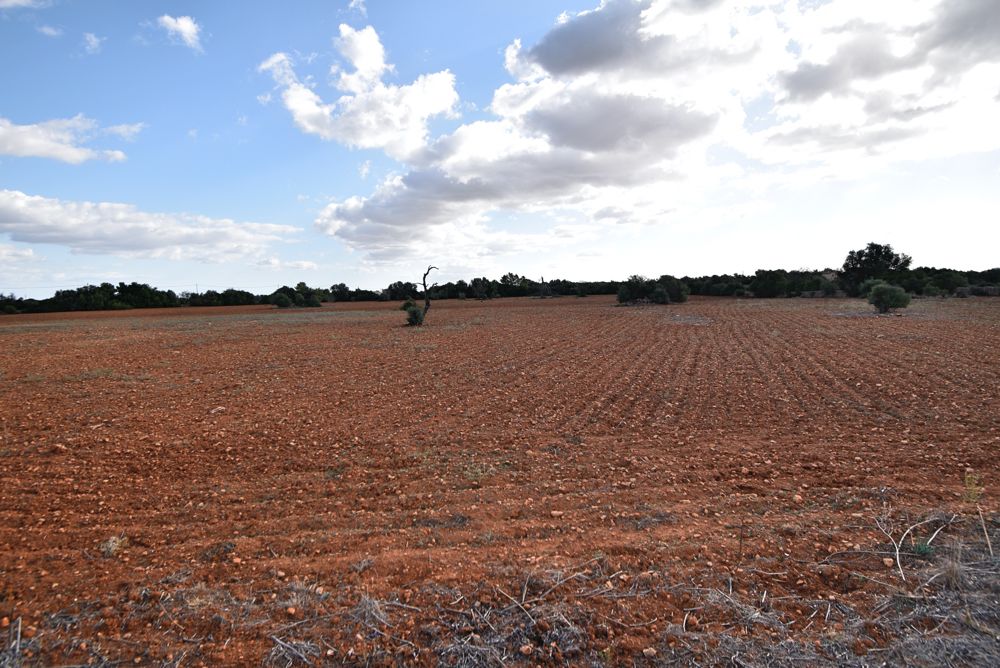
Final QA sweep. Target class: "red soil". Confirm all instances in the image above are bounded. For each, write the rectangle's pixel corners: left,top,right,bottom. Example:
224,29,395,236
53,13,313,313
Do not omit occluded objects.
1,296,997,665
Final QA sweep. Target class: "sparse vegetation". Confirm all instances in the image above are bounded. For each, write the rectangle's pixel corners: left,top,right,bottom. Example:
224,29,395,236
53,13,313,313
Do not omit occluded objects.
99,534,128,558
270,292,292,308
868,282,911,313
404,305,424,326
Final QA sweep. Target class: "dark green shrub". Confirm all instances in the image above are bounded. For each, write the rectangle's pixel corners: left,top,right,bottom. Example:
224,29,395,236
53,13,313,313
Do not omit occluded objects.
400,297,417,311
304,294,322,307
657,275,689,303
859,278,888,297
271,293,293,308
2,305,16,314
650,285,670,304
617,275,654,303
869,283,910,313
405,305,424,326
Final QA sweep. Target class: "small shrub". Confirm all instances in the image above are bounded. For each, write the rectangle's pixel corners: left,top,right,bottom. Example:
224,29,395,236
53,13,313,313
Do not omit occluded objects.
657,274,690,303
859,278,888,297
100,534,128,558
405,305,424,326
304,294,322,307
868,283,911,313
400,297,417,311
2,305,16,314
271,293,293,308
963,470,983,504
650,285,670,304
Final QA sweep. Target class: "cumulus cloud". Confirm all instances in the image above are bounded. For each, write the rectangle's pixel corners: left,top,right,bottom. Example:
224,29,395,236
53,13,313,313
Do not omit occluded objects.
259,24,458,160
0,244,36,263
291,0,1000,264
157,14,202,52
37,25,62,37
0,115,139,163
0,189,297,261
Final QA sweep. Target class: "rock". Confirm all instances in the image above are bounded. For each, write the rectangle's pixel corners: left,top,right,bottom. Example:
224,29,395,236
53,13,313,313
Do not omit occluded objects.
882,558,894,568
519,644,533,656
643,647,657,657
550,510,564,517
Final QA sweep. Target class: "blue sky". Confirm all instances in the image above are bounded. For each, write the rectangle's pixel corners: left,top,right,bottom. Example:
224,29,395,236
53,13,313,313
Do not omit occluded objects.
2,0,998,298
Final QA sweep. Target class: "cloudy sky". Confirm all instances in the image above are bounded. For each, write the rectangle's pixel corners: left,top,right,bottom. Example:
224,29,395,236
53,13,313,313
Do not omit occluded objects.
1,0,998,298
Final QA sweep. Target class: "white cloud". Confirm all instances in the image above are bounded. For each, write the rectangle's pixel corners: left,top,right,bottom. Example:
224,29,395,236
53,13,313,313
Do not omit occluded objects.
0,115,136,163
0,0,44,8
0,189,297,261
157,15,202,52
300,0,1000,265
259,24,459,160
104,122,146,141
37,25,62,37
83,32,104,54
257,257,319,271
349,0,367,17
0,244,36,263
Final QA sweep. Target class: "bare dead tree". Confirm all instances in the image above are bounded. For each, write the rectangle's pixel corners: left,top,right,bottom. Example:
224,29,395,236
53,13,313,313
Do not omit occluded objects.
422,265,438,317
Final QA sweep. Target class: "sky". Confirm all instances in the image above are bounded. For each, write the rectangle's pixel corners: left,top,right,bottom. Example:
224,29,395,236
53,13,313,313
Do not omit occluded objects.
1,0,998,298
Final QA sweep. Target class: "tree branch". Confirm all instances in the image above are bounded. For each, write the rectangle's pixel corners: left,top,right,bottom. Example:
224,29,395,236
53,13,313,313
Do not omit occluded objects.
422,265,438,316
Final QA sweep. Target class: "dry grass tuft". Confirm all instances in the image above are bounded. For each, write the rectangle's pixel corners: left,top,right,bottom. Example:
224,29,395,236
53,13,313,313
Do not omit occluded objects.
98,534,128,558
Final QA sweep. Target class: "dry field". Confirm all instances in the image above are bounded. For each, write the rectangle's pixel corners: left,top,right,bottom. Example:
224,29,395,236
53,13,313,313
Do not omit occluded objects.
1,296,998,666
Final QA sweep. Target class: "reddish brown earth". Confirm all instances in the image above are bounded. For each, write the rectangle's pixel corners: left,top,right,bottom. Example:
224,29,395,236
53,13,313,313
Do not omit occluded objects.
1,296,998,666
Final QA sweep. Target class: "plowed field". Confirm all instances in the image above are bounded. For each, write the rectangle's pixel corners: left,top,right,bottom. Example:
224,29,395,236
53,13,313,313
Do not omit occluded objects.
1,296,998,666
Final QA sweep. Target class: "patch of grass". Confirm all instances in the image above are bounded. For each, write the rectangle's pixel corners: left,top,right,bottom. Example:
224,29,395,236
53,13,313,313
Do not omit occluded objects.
963,470,983,504
351,557,374,574
99,534,128,558
413,514,470,529
462,462,494,487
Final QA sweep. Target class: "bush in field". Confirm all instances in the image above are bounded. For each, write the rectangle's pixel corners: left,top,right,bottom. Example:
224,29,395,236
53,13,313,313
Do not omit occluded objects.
859,278,888,297
617,275,654,303
657,275,689,303
271,293,293,308
304,294,323,307
400,297,417,311
405,305,424,326
618,274,688,304
869,283,911,313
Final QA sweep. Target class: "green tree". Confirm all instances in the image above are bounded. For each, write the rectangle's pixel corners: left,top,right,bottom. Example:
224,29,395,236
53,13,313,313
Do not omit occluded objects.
841,243,912,296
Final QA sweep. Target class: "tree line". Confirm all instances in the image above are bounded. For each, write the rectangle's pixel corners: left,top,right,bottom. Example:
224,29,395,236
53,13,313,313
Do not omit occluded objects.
2,243,997,315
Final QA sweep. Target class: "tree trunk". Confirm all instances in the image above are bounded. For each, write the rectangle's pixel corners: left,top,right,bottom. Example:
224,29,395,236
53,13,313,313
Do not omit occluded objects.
422,265,438,317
